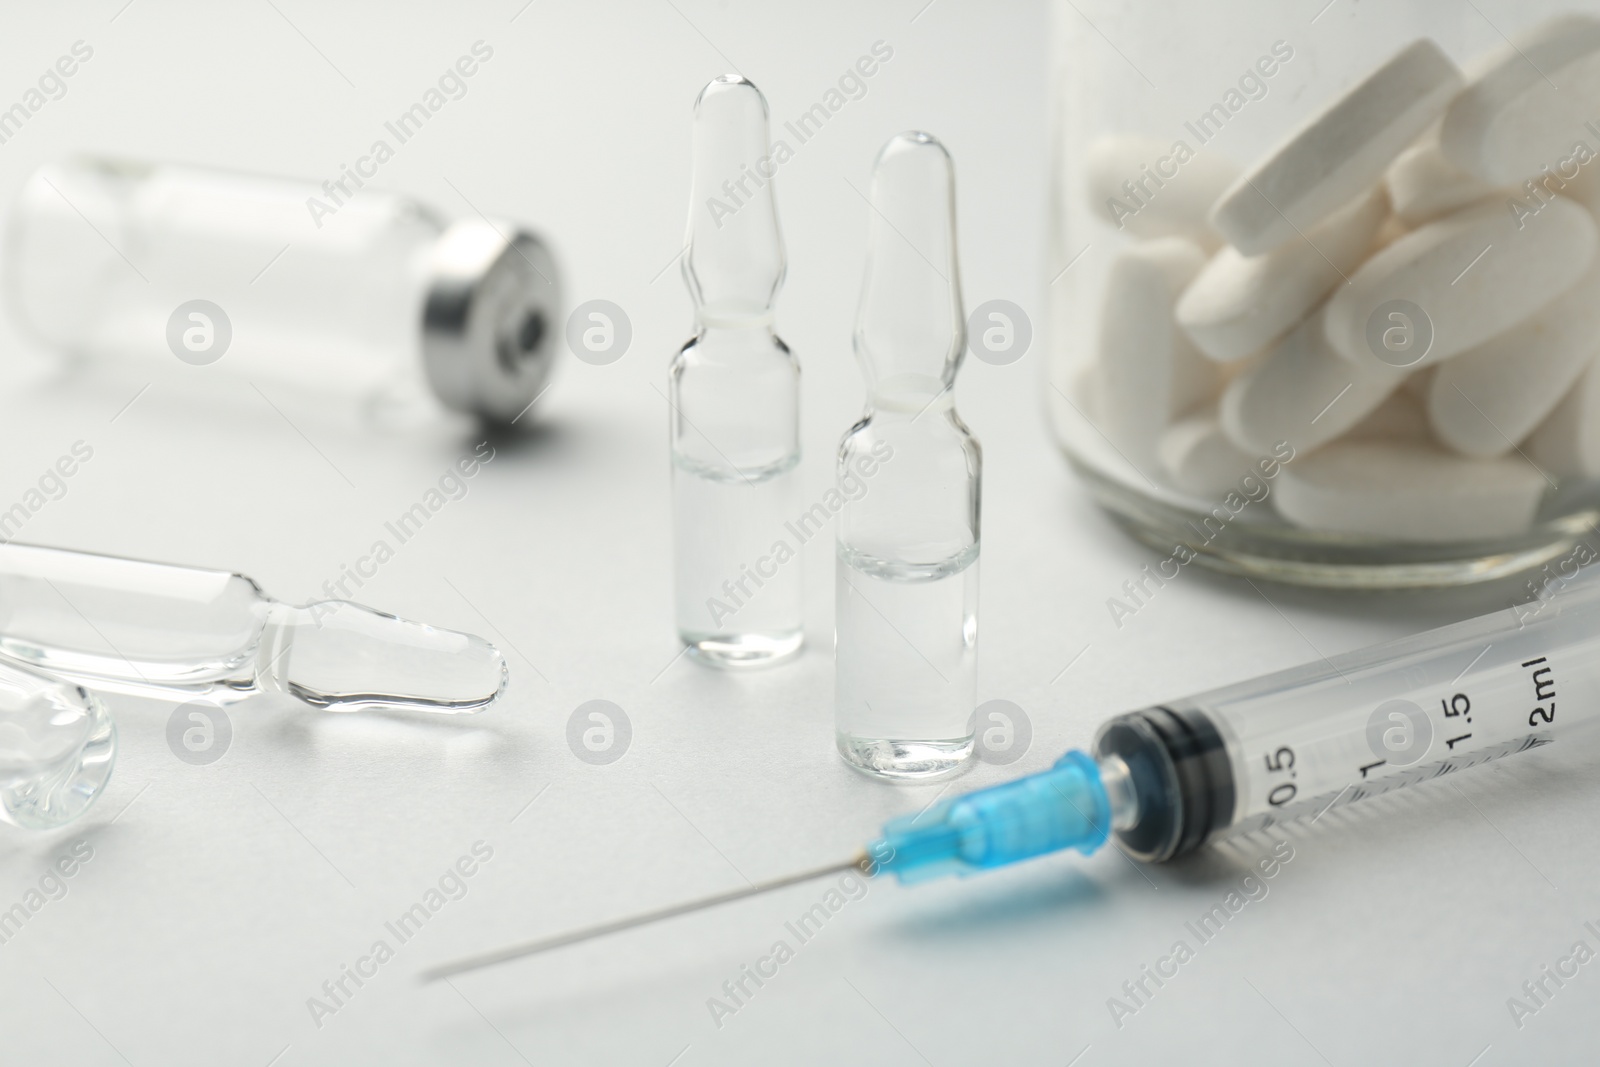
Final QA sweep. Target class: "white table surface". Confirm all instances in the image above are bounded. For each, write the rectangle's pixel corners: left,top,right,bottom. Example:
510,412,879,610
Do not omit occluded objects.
0,2,1594,1064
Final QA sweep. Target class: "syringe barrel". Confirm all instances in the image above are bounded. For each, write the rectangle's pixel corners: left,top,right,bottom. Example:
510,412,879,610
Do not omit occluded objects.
1094,576,1600,861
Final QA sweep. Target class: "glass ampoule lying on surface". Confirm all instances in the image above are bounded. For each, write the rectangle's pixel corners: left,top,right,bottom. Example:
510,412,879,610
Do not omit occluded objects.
0,542,507,714
670,76,804,668
0,539,507,832
4,157,561,426
835,132,981,781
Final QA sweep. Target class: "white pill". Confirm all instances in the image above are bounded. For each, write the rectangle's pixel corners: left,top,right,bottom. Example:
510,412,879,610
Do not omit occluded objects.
1385,139,1497,226
1069,363,1101,421
1219,307,1405,456
1324,198,1597,368
1558,161,1600,214
1085,135,1239,250
1098,238,1216,465
1274,440,1545,542
1177,186,1388,362
1427,258,1600,457
1440,14,1600,186
1345,386,1433,443
1210,39,1462,255
1527,358,1600,479
1158,412,1258,497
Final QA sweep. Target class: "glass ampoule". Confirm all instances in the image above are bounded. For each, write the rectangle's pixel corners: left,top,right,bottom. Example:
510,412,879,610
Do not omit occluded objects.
670,76,803,668
0,542,506,714
835,132,981,780
0,539,504,833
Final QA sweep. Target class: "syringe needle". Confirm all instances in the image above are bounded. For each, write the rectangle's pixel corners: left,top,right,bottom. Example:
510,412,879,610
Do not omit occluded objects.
424,752,1122,982
420,852,873,982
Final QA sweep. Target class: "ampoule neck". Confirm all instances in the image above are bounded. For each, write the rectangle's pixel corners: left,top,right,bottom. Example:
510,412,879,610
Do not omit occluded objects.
695,299,776,333
864,374,955,420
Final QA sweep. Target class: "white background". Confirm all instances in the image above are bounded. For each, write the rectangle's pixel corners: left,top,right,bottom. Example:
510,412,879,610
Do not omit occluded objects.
0,1,1593,1064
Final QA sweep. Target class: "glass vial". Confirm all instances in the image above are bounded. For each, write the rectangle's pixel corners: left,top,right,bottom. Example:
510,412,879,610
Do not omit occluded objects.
3,157,561,425
835,132,981,780
670,76,804,668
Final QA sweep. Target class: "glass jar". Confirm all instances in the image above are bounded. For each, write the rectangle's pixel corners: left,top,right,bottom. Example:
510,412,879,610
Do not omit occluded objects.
1047,1,1600,587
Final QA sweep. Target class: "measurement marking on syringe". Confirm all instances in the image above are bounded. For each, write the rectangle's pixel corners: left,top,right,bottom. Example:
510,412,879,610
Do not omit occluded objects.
1524,656,1557,728
1250,647,1569,824
1232,734,1555,837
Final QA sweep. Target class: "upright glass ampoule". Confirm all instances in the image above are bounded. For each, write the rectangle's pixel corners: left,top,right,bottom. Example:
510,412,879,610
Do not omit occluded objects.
836,132,980,780
670,76,803,668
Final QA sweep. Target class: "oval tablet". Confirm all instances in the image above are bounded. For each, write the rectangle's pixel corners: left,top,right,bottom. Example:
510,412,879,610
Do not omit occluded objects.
1385,139,1497,226
1097,238,1216,465
1219,307,1406,456
1177,186,1388,362
1274,440,1545,542
1324,198,1597,368
1526,358,1600,479
1067,362,1102,421
1427,259,1600,457
1558,160,1600,214
1084,135,1239,250
1440,14,1600,186
1158,412,1258,497
1210,39,1462,255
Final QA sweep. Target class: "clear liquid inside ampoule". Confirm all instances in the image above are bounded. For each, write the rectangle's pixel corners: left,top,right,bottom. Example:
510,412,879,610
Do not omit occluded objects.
673,451,804,667
835,541,978,780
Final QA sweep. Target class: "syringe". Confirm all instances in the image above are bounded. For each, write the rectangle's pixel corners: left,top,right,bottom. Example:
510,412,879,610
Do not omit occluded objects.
424,574,1598,981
